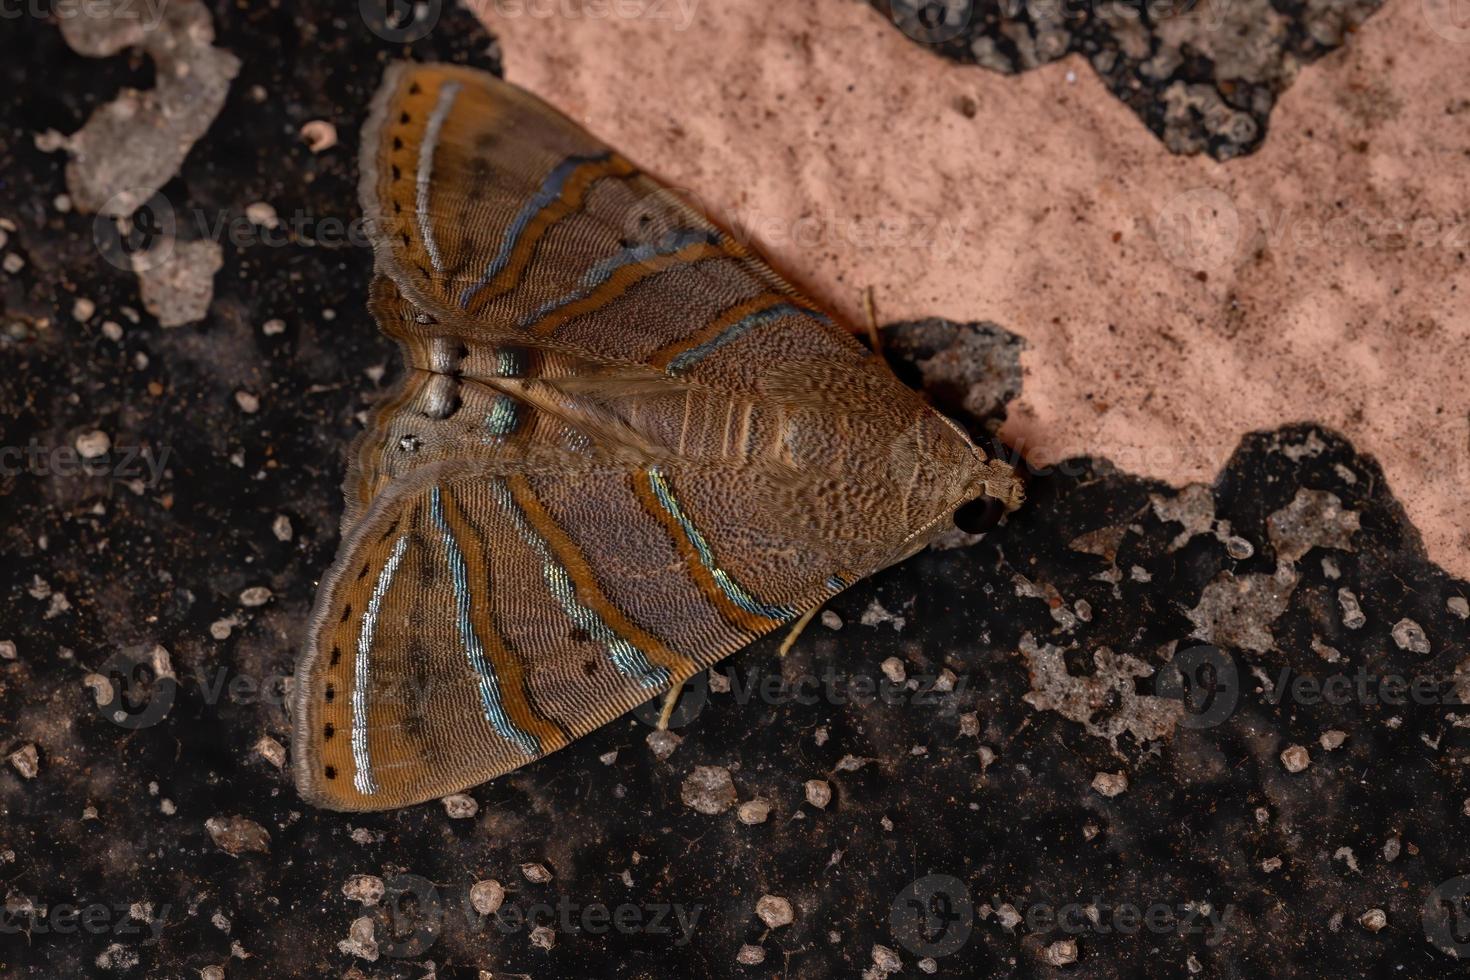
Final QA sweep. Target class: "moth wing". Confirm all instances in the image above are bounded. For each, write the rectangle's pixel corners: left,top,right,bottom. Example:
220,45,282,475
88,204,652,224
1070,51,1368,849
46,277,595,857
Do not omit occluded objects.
342,274,681,534
293,460,861,811
358,61,877,394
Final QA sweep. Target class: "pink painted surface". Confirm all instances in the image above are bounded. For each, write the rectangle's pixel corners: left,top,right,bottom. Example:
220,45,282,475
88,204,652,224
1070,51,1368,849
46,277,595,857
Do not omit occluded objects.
474,0,1470,577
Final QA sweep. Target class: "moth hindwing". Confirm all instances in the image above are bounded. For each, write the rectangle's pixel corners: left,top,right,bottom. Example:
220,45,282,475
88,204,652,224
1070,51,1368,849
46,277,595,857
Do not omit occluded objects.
290,62,1020,811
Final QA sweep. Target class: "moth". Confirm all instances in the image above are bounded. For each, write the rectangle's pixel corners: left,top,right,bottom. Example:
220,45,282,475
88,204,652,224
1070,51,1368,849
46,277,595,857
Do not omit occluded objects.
290,61,1023,811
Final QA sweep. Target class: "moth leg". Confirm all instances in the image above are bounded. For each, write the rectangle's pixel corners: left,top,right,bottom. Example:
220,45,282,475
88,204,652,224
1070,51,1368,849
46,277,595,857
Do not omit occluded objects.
778,605,822,658
655,681,686,731
861,285,882,356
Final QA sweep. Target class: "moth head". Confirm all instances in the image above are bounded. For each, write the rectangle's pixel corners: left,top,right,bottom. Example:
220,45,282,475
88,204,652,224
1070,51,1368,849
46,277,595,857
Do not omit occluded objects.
953,459,1025,534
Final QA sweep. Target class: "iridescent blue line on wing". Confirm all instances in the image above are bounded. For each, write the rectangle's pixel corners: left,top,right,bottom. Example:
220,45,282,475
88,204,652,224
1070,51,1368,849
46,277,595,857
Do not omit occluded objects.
488,479,669,689
514,228,719,330
665,302,828,375
646,466,797,622
353,533,411,795
457,152,613,309
429,486,541,756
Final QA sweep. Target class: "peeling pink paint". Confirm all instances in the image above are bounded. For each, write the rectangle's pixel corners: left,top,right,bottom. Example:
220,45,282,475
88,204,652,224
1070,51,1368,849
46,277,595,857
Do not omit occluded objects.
474,0,1470,576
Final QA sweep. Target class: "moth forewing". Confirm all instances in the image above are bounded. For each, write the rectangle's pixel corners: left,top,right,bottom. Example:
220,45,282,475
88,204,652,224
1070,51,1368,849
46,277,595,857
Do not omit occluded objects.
291,61,1019,811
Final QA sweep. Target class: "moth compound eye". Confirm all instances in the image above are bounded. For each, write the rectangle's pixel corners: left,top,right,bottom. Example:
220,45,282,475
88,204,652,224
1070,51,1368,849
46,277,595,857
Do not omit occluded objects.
953,496,1005,535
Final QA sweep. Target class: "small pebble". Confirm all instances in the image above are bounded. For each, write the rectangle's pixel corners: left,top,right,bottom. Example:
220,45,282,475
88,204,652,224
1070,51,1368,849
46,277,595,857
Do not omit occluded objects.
736,944,766,965
272,515,293,542
341,875,385,906
72,297,95,321
301,119,338,152
4,253,25,273
0,640,15,660
262,318,287,336
1043,939,1078,966
520,862,553,883
755,894,794,928
820,610,842,630
1280,744,1311,773
101,320,123,341
880,657,906,683
204,815,270,856
441,794,478,819
245,201,279,227
1359,908,1387,932
254,735,286,769
529,924,556,949
1224,535,1254,559
1261,856,1283,873
805,779,832,808
1449,596,1469,620
1091,771,1128,797
75,430,111,459
871,944,902,972
338,916,377,960
1319,730,1347,751
646,729,681,761
8,743,39,778
681,765,737,814
1391,618,1430,655
1337,589,1366,629
738,799,771,825
240,586,272,607
470,879,505,915
235,390,260,414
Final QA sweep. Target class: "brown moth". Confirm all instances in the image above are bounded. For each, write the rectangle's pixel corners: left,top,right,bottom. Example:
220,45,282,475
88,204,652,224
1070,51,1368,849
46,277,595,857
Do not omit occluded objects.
290,61,1023,811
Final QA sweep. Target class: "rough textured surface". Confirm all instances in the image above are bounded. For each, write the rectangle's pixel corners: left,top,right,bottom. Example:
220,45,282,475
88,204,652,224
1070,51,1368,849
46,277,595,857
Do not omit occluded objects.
869,0,1385,159
52,0,241,216
2,3,1469,979
477,0,1470,583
